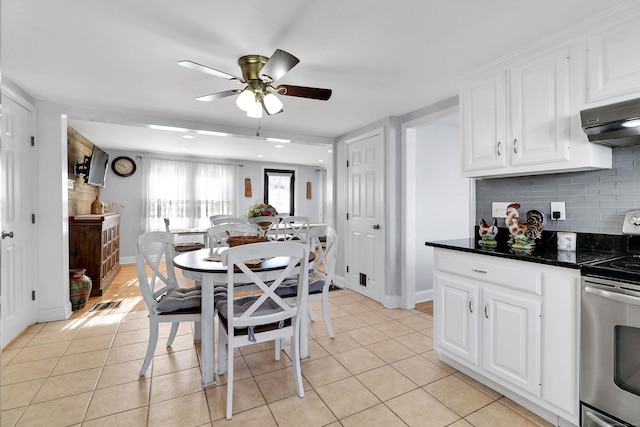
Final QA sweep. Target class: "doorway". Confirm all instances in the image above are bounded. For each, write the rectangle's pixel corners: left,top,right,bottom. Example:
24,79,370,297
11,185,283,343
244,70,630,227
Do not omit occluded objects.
401,106,474,309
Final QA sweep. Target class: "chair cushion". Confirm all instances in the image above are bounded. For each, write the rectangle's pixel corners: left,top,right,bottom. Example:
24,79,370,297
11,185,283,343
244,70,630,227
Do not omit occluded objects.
215,295,284,317
157,286,202,313
274,277,325,297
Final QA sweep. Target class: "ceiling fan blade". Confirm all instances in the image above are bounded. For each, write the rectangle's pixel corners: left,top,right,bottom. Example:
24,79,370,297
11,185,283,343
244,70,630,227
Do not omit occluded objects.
195,89,242,101
276,84,332,101
259,49,300,83
177,60,243,82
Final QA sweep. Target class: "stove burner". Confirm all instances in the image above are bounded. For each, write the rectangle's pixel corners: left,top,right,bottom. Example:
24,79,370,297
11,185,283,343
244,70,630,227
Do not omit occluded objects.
608,259,640,272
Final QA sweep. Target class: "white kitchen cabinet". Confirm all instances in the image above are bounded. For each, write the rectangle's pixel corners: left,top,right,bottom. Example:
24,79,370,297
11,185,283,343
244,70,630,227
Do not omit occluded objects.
433,248,579,425
435,273,479,366
461,47,570,176
481,287,541,397
587,18,640,104
434,270,541,397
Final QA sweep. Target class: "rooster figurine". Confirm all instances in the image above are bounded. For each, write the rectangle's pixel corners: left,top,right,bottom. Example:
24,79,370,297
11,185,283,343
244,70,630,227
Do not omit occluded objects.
505,203,545,250
478,218,498,247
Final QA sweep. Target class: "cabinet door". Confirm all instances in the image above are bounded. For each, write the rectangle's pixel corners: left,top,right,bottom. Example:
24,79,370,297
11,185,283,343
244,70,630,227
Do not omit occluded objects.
434,273,479,366
587,21,640,103
509,47,570,167
461,72,508,172
481,287,541,396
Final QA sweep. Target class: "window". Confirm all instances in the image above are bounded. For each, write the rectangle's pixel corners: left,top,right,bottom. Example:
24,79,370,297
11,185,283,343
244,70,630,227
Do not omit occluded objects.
264,169,295,216
142,157,237,231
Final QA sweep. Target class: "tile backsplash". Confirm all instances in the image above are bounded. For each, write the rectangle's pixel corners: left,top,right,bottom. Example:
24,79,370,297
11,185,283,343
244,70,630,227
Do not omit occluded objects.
476,146,640,235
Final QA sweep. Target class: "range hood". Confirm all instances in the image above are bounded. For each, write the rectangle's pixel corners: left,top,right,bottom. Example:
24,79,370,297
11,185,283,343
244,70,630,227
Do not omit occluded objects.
581,98,640,147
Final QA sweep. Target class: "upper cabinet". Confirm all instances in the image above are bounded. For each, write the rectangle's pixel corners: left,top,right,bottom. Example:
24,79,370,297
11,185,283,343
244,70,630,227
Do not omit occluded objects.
454,4,640,178
461,48,573,176
586,18,640,104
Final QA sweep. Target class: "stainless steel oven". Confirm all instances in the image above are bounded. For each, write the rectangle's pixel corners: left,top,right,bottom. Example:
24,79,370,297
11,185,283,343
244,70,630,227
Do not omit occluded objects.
581,275,640,426
580,209,640,427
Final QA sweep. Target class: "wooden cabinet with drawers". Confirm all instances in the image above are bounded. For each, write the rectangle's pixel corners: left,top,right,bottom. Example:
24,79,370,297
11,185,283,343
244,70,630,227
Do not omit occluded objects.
69,213,121,296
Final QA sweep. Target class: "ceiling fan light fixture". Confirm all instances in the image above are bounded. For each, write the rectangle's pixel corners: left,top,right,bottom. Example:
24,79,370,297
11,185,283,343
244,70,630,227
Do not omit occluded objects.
236,88,256,112
247,101,263,119
263,92,283,115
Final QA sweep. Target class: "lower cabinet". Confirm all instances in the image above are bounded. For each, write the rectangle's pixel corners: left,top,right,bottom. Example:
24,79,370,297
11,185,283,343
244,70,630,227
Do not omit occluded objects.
433,249,579,425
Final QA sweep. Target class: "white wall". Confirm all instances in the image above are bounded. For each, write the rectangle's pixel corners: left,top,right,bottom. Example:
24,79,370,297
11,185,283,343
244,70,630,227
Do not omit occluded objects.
414,117,472,299
100,150,327,262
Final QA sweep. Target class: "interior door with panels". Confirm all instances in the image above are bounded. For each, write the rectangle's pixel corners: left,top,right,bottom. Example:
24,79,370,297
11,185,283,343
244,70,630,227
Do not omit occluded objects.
1,91,37,348
346,131,385,303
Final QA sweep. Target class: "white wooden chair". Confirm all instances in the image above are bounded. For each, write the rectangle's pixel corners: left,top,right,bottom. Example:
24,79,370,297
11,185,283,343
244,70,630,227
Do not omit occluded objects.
163,217,205,252
276,225,338,338
217,241,309,419
248,216,281,240
210,215,248,226
135,231,202,376
280,216,310,243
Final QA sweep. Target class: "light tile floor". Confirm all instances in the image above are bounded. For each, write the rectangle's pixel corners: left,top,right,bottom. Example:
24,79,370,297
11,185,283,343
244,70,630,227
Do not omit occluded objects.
1,265,553,426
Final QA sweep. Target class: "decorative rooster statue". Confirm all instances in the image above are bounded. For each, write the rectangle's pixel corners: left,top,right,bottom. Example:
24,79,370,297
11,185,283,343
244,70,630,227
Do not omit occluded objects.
478,218,498,247
505,203,545,250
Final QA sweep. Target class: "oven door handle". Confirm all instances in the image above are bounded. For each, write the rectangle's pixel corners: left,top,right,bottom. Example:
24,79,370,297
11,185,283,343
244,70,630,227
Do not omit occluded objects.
584,410,620,427
585,286,640,306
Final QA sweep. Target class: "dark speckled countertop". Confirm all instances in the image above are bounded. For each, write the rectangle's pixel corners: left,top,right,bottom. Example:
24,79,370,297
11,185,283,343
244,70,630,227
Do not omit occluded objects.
425,228,629,269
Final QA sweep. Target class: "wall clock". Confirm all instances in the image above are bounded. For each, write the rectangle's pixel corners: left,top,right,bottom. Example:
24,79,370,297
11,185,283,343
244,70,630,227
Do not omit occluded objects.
111,156,137,177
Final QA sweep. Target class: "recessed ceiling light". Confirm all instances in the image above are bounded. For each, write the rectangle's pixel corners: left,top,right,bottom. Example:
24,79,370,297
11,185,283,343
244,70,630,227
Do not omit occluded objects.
318,159,325,163
267,138,290,143
257,154,264,158
180,147,188,151
622,118,640,128
274,145,284,148
148,125,188,132
196,130,229,137
182,135,195,139
328,149,333,153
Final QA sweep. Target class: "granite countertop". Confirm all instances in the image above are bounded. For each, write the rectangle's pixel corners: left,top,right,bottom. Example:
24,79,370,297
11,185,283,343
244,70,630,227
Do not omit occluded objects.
425,228,628,269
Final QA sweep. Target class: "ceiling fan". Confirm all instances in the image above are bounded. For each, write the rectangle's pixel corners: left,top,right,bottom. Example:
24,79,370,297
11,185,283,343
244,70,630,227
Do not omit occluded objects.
178,49,332,118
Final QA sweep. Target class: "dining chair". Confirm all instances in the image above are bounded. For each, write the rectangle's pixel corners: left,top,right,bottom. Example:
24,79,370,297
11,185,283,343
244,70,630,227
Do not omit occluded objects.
276,225,338,338
163,217,206,252
135,231,202,376
216,241,309,419
280,216,310,243
211,216,249,226
248,216,281,240
206,223,264,247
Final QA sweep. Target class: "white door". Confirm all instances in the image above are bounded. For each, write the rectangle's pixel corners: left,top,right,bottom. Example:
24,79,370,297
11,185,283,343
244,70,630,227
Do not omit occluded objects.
509,47,570,167
1,91,37,348
481,287,541,396
345,131,385,302
461,72,508,172
434,273,479,366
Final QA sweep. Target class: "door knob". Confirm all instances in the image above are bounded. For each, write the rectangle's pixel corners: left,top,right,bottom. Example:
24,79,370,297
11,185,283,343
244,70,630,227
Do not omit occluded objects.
2,231,15,239
372,224,380,230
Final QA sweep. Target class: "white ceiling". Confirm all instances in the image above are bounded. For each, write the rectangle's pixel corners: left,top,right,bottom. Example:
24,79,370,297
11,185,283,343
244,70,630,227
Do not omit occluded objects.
2,0,618,165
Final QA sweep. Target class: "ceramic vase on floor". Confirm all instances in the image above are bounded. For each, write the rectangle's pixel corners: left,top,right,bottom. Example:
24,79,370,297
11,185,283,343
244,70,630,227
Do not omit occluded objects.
69,268,92,310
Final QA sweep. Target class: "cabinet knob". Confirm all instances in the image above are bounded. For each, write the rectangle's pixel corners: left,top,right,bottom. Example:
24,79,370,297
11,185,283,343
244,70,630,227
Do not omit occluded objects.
484,304,489,319
497,141,501,156
1,231,14,239
513,138,518,154
468,298,474,313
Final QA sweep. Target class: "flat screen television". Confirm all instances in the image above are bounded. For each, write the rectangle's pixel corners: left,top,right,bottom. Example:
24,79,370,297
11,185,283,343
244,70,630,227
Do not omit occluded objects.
74,145,109,187
86,145,109,187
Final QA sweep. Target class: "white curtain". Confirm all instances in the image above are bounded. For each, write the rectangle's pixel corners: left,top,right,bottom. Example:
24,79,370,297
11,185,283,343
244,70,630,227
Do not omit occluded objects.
141,157,237,231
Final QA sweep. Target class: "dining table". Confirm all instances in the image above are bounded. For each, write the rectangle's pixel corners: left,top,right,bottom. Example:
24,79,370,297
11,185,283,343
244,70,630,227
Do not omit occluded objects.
170,227,209,247
173,246,314,387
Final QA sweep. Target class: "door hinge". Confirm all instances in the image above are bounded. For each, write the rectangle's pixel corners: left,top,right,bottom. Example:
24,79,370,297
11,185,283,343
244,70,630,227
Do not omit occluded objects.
32,290,36,301
346,160,350,168
32,213,36,224
346,213,350,220
31,136,35,146
346,265,349,273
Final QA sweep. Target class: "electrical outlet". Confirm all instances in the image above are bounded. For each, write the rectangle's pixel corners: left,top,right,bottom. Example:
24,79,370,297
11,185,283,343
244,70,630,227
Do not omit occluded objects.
491,202,514,218
550,202,566,221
